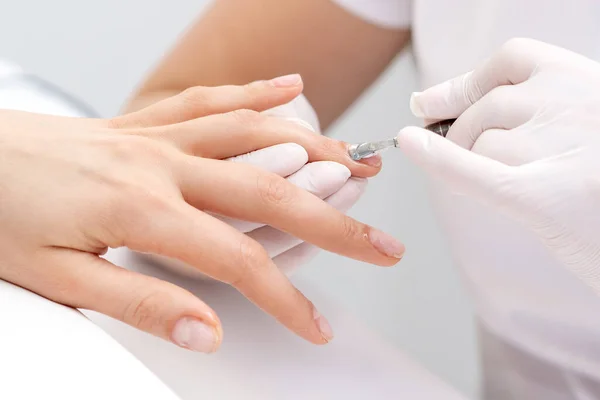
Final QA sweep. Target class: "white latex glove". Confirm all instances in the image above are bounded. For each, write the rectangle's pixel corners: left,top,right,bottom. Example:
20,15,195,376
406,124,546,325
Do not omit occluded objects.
152,94,367,277
398,38,600,294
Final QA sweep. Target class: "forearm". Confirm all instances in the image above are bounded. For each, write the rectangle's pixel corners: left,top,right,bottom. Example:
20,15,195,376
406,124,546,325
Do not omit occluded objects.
125,0,410,130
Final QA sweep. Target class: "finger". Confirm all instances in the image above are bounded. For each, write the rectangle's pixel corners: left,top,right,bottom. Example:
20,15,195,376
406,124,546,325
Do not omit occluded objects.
273,243,320,276
445,86,537,149
396,126,522,209
409,38,577,119
176,157,401,266
144,174,358,280
226,143,308,176
25,247,222,354
471,128,543,166
141,110,380,178
220,159,351,235
286,161,351,198
246,162,353,256
252,176,368,260
111,74,304,128
123,201,332,345
219,143,309,233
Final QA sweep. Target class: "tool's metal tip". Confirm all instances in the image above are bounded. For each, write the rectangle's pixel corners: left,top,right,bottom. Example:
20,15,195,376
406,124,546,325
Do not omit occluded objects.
348,144,361,161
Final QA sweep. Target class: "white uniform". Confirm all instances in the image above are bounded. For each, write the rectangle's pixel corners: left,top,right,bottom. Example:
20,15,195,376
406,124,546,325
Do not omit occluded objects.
333,0,600,398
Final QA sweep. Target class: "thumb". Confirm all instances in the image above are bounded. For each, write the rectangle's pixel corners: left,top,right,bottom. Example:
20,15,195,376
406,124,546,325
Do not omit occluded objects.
396,126,519,208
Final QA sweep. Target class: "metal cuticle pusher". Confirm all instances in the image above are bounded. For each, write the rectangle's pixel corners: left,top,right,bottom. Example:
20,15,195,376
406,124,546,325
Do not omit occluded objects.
348,119,456,161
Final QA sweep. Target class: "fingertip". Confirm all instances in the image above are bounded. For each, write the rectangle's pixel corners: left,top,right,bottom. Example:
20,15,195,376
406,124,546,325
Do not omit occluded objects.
351,163,381,178
313,307,334,344
367,228,405,264
288,161,350,198
348,152,383,178
396,126,432,156
313,161,352,194
348,176,368,189
319,161,352,181
278,142,309,164
268,74,304,90
171,316,223,354
357,153,382,168
410,92,426,118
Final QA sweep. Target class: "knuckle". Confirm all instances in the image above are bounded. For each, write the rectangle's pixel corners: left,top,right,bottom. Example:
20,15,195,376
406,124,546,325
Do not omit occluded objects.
109,135,169,164
256,173,295,207
229,237,269,287
316,136,346,159
123,291,171,331
242,82,262,100
228,109,264,128
103,176,177,247
122,188,174,226
106,116,126,130
178,86,210,109
461,72,485,106
340,215,361,241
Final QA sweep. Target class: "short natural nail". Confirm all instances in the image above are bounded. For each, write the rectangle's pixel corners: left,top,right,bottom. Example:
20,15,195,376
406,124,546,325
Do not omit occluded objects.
358,154,382,167
313,308,334,342
368,229,405,259
270,74,302,88
410,92,425,118
172,317,219,353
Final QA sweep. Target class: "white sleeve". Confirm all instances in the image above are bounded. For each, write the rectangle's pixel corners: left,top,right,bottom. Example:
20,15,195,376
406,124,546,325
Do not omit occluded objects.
0,280,179,400
330,0,412,29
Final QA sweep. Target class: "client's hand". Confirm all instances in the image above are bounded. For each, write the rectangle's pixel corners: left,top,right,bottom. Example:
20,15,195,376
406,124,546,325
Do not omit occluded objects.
0,76,404,354
151,92,376,278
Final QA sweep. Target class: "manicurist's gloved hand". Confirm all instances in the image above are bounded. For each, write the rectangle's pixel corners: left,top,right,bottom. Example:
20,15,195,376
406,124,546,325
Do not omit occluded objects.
398,38,600,294
0,76,404,354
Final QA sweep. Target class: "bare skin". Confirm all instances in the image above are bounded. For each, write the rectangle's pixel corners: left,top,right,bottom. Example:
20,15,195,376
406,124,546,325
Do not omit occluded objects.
125,0,410,129
0,78,403,353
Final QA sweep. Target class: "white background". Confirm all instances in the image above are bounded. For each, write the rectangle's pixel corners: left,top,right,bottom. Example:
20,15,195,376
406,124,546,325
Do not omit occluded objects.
0,1,478,397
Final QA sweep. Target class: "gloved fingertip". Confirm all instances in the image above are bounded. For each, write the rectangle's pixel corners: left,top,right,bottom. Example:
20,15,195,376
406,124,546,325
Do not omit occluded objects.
280,142,309,157
396,125,430,146
272,142,309,166
319,161,352,181
346,177,368,195
409,92,426,118
395,126,438,162
289,161,351,197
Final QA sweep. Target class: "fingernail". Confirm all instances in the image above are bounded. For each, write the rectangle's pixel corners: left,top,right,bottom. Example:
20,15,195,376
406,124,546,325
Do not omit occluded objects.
313,308,334,342
357,154,382,167
172,317,219,353
368,229,405,259
410,92,425,118
270,74,302,88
